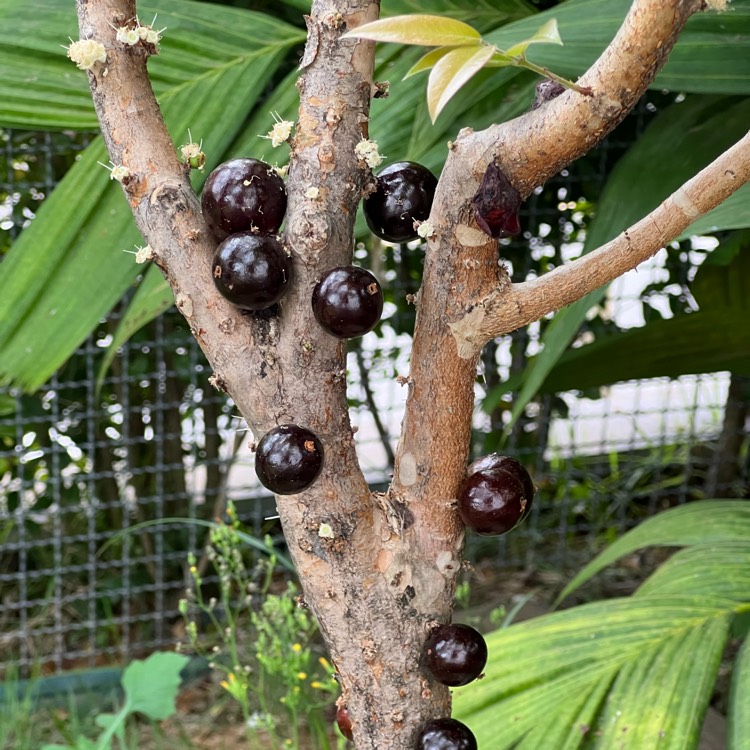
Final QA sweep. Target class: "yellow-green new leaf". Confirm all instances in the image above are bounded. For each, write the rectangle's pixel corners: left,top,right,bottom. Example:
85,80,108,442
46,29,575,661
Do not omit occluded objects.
427,44,495,122
342,14,481,47
504,18,562,58
405,47,453,78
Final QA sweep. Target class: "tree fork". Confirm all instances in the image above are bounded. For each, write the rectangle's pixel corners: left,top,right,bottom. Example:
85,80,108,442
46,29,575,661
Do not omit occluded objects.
76,0,746,746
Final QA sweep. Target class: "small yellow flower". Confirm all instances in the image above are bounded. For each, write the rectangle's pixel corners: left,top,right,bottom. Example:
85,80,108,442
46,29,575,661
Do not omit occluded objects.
291,643,302,653
318,657,331,671
311,681,324,689
296,672,307,680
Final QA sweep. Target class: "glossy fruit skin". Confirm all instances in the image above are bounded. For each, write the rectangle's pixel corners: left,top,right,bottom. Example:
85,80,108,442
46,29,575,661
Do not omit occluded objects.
201,158,286,240
467,454,535,520
312,266,383,339
415,718,477,750
423,623,487,687
363,161,437,243
336,704,354,741
212,232,290,310
458,468,526,536
255,424,323,495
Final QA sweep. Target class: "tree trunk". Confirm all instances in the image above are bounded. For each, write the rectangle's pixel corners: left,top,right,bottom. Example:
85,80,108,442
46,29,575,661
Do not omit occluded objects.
74,0,750,745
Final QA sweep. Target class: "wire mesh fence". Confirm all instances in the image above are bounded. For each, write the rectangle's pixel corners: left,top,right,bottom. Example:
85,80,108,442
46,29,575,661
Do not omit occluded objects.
0,97,747,678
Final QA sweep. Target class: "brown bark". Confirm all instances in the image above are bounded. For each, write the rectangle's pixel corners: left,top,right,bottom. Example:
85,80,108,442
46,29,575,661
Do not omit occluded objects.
74,0,744,746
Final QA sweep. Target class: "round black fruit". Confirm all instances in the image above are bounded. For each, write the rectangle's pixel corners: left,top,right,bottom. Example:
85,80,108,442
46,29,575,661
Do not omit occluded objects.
423,623,487,687
363,161,437,243
201,158,286,240
416,718,477,750
467,454,534,520
458,468,526,536
212,232,290,310
255,424,323,495
312,266,383,339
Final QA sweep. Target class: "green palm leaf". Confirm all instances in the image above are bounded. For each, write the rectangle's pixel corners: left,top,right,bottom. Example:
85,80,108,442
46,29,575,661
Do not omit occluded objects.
728,637,750,750
455,501,750,749
485,0,750,94
454,597,739,749
0,0,305,129
0,0,304,391
559,500,750,602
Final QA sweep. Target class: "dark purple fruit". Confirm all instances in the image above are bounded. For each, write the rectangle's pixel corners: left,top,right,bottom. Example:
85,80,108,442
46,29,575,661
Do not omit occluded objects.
255,424,323,495
458,468,526,536
471,161,521,239
467,454,534,520
201,158,286,240
423,624,487,687
336,704,354,741
363,161,437,243
312,266,383,339
416,718,477,750
212,232,290,310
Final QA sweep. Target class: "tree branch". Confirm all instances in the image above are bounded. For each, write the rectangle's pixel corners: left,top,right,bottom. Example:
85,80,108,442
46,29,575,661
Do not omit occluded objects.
391,0,703,502
459,0,704,200
450,131,750,356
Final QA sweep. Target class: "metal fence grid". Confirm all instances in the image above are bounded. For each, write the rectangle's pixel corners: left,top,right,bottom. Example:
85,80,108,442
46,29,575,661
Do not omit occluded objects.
1,97,748,677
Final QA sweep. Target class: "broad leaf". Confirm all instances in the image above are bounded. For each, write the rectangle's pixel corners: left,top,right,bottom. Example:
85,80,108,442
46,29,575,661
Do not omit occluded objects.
637,544,750,602
405,47,453,78
455,501,750,749
590,620,726,750
498,95,750,431
427,44,496,122
342,14,481,47
454,596,738,750
503,19,562,58
558,500,750,603
121,651,189,720
728,637,750,750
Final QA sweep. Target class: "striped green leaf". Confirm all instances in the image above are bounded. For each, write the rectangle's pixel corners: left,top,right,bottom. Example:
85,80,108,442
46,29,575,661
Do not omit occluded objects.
456,502,750,749
559,500,750,602
0,0,304,391
728,637,750,750
638,543,750,602
454,596,740,750
0,0,305,130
